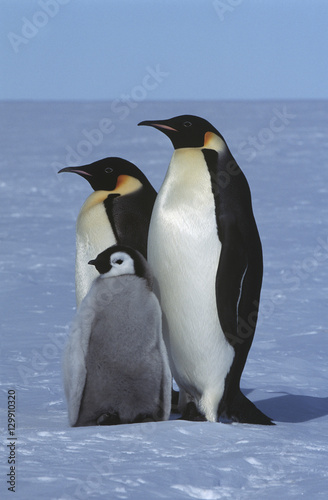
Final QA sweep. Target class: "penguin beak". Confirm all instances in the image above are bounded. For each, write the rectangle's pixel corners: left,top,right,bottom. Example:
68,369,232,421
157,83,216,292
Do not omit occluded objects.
138,120,178,132
58,166,92,176
88,259,96,266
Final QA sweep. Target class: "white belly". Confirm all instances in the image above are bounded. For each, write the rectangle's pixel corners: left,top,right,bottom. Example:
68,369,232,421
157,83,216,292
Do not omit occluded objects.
148,149,234,420
76,193,116,307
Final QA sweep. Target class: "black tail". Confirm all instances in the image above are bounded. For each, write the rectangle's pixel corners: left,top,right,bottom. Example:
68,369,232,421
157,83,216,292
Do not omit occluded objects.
219,390,274,425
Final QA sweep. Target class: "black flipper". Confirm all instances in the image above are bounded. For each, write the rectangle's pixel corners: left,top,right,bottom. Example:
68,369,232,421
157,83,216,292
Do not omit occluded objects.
215,211,248,347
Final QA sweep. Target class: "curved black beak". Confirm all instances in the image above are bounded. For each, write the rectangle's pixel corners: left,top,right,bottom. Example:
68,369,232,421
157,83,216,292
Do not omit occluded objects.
138,120,178,132
57,166,92,176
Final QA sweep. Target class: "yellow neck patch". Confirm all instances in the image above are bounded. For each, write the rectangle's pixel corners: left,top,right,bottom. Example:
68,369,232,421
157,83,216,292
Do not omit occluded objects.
80,190,112,214
79,176,143,214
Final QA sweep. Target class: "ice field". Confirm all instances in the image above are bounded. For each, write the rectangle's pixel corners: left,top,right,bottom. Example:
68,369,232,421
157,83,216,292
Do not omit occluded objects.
0,99,328,499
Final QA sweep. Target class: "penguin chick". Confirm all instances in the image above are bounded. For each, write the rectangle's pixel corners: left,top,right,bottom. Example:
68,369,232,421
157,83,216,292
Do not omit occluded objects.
63,244,171,427
58,157,156,307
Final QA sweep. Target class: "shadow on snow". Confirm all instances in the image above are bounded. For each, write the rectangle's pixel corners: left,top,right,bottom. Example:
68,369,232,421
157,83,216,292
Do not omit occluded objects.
245,389,328,423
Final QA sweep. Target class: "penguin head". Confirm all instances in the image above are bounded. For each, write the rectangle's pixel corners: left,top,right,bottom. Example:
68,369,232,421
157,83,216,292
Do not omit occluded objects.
138,115,224,150
89,249,135,278
88,245,153,287
58,157,152,192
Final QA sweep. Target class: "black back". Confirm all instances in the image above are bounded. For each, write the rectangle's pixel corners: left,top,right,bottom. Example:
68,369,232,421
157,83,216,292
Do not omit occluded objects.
202,147,263,409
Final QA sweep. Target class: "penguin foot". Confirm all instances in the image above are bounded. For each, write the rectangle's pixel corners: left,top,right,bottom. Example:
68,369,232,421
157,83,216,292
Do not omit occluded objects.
179,402,207,422
133,413,158,424
219,391,275,426
96,412,121,426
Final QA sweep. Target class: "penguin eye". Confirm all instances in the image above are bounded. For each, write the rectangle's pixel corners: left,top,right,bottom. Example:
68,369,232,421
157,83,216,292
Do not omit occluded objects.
105,167,113,174
115,259,123,265
183,121,192,128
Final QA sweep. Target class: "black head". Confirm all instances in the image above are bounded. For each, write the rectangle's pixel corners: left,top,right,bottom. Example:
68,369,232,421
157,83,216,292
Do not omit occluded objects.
138,115,223,149
88,244,153,288
58,157,152,192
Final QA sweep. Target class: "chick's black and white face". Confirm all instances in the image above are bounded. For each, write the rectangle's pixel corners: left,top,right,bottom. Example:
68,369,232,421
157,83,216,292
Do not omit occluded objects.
102,251,135,278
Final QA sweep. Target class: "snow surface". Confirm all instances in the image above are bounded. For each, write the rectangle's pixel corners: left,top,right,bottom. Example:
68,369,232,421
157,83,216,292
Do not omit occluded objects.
1,100,328,499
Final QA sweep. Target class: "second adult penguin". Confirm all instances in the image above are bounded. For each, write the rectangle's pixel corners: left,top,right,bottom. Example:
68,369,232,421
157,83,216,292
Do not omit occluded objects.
59,158,156,306
63,244,171,427
138,115,273,425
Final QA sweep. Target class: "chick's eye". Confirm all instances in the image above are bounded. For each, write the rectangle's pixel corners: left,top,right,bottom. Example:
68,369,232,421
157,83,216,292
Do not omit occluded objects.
183,121,192,127
116,259,123,265
105,167,113,174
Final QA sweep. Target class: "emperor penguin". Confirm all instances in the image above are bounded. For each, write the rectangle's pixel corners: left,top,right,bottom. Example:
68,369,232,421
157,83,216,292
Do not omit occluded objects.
138,115,273,425
63,244,172,427
58,158,156,307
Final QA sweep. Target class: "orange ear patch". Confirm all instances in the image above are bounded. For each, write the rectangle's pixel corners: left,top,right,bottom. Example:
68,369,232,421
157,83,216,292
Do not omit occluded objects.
115,175,130,190
203,132,226,152
113,175,143,195
204,131,216,147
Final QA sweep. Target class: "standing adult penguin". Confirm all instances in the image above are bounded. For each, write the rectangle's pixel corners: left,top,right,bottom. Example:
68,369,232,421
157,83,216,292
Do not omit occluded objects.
138,115,273,425
63,244,171,427
58,158,156,307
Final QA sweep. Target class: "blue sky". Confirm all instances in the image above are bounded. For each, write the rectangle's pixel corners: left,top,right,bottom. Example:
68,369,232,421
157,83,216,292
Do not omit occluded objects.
1,0,327,100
